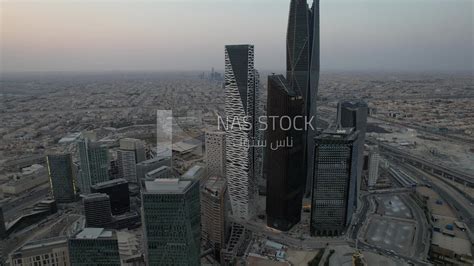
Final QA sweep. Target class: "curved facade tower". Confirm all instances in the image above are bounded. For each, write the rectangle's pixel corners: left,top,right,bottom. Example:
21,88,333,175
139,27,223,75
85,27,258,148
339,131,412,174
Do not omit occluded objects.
286,0,320,196
224,44,259,220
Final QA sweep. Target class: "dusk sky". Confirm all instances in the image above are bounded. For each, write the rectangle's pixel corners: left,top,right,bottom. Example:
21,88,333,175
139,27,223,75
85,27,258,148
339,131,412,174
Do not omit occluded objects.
1,0,473,73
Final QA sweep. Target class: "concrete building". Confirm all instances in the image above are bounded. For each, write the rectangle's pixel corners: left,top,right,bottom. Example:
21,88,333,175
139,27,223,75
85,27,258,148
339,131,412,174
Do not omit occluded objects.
265,74,305,231
367,146,380,187
46,153,77,203
118,138,146,184
311,128,359,236
142,178,201,265
145,166,172,180
181,164,206,181
205,130,226,178
136,156,171,181
83,193,113,228
10,238,68,266
224,44,259,220
1,165,48,196
10,237,70,266
78,138,110,194
201,176,227,260
68,228,121,265
91,179,130,215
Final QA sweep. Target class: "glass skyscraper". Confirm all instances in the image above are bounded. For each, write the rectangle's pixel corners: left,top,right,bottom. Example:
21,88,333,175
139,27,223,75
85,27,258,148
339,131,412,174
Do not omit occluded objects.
68,228,120,265
142,178,201,265
311,128,359,237
265,75,305,231
46,153,76,203
78,137,109,194
286,0,320,196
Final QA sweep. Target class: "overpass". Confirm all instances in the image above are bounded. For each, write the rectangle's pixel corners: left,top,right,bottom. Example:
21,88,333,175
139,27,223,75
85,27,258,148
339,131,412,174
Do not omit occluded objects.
375,142,474,188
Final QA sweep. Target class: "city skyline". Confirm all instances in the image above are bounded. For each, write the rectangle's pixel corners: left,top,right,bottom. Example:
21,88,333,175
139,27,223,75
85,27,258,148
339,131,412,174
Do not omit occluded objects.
1,0,472,73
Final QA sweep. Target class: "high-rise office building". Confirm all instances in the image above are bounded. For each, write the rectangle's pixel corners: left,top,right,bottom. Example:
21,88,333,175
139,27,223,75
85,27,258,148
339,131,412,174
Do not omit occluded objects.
142,178,201,265
287,0,320,196
78,137,109,194
201,176,227,260
83,193,113,228
91,179,130,215
69,228,120,265
0,205,6,239
46,154,76,203
118,138,146,184
337,100,368,205
10,237,70,266
265,75,305,231
205,130,226,178
367,146,380,187
311,128,358,237
145,166,172,180
136,156,171,181
224,44,259,220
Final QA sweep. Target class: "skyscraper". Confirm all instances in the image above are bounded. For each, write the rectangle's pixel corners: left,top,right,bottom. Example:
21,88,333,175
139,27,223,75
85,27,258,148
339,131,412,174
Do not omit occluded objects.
201,176,227,261
367,146,380,187
46,154,77,203
286,0,320,196
311,128,358,237
265,75,305,231
337,100,368,205
117,138,146,184
224,44,260,220
78,137,109,194
142,178,201,265
91,179,130,215
83,193,113,228
68,228,120,265
205,130,226,178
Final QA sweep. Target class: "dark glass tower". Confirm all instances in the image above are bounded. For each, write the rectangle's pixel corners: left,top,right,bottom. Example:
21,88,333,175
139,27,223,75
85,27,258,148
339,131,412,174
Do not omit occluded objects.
337,100,368,208
83,193,113,228
91,178,130,215
46,154,77,203
0,205,6,239
265,75,305,231
311,128,359,237
286,0,320,196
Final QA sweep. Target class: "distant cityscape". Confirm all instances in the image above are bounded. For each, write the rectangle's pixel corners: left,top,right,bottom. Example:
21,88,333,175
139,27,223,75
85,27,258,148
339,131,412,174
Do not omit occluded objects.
1,0,473,266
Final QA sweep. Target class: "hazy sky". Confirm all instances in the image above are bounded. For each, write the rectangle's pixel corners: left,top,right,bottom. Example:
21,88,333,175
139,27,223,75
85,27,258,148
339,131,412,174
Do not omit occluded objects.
1,0,473,73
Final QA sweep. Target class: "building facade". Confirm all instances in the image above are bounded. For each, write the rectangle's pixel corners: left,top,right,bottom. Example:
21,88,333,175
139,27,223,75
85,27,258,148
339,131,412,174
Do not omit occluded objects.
337,100,368,204
224,44,259,220
0,205,6,239
142,179,201,265
10,237,70,266
68,228,120,265
265,75,306,231
287,0,320,196
311,129,358,236
91,179,130,215
46,154,76,203
201,176,227,260
118,138,146,184
136,156,171,182
78,138,109,194
83,193,113,228
205,130,226,178
367,146,380,187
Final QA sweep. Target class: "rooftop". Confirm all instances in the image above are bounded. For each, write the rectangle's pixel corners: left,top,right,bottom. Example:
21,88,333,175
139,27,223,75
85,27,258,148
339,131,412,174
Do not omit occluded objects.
144,178,193,193
91,178,128,189
74,228,115,240
181,165,205,179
